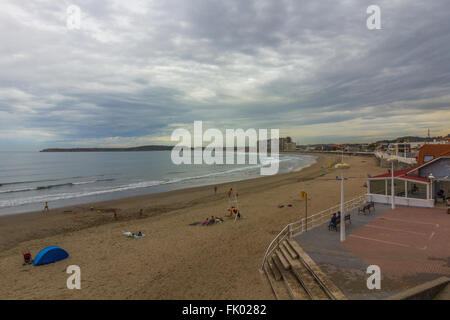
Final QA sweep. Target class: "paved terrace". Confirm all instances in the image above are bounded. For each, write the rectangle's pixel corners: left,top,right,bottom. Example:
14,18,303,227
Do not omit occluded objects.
294,204,450,299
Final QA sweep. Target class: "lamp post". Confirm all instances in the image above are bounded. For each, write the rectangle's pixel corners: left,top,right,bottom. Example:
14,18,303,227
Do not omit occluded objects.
335,162,350,242
428,173,435,202
301,191,308,231
387,157,396,209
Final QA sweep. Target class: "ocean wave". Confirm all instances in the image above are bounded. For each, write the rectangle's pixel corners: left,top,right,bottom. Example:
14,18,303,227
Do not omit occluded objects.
0,175,99,187
0,180,164,207
0,187,36,194
0,178,116,194
36,182,74,190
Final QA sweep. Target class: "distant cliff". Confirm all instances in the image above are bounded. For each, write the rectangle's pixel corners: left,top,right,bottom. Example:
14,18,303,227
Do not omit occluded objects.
40,145,174,152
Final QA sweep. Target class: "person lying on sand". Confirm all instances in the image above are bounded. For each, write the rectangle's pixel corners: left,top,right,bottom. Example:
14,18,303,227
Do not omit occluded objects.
208,216,215,225
202,218,209,226
215,217,224,223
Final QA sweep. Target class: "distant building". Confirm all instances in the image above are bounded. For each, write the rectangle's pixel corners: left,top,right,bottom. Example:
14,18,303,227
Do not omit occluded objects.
387,142,424,156
345,144,361,152
375,142,389,151
279,137,296,152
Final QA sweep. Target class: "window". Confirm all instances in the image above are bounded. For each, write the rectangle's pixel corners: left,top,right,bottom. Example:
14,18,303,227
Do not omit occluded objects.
407,181,427,199
423,155,434,162
394,179,405,197
369,180,385,195
386,179,406,197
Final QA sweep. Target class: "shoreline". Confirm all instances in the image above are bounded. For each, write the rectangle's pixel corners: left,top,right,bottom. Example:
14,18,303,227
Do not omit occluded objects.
0,153,387,299
0,152,318,217
0,152,324,252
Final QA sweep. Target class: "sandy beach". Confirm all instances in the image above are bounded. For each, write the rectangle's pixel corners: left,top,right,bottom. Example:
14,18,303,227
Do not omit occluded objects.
0,153,386,299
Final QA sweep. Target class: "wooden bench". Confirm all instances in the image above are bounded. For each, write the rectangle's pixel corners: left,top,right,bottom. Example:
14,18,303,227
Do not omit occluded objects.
329,214,351,231
358,202,375,215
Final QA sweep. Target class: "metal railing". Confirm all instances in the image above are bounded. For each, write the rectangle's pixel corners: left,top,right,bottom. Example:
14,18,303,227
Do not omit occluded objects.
260,195,367,270
374,151,417,165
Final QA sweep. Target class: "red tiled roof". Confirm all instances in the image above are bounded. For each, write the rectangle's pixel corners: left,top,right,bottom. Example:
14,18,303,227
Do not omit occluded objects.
371,166,428,182
372,167,416,178
400,175,428,182
418,144,450,165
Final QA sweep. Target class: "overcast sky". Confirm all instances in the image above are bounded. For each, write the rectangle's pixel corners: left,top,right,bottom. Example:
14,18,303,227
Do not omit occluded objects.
1,0,449,150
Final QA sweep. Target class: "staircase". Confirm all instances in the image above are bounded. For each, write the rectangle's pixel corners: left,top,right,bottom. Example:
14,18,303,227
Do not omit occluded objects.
262,239,346,300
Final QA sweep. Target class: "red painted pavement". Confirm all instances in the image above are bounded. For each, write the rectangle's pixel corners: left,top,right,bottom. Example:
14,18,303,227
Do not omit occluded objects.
343,207,450,277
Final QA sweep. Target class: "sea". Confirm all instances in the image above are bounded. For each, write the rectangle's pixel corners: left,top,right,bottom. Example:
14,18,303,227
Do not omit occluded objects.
0,151,317,216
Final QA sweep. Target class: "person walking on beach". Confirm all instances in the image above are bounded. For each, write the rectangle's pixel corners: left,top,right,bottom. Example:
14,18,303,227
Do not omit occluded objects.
114,210,118,220
228,188,233,198
43,202,49,212
214,186,217,195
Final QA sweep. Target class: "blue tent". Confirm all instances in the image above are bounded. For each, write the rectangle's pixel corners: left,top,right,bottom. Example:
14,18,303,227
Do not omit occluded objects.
33,246,69,266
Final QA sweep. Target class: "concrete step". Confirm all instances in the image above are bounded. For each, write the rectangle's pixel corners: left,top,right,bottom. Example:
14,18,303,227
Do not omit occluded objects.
281,250,329,300
272,255,310,300
279,245,293,263
263,264,291,300
268,256,282,281
434,283,450,300
287,239,347,300
282,240,299,259
275,249,290,270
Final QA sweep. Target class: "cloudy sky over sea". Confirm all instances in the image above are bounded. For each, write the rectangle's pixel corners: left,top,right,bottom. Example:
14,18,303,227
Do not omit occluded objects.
1,0,449,150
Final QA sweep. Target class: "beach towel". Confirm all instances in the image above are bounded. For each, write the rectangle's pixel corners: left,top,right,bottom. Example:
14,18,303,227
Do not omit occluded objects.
189,222,201,226
134,234,146,238
123,232,146,238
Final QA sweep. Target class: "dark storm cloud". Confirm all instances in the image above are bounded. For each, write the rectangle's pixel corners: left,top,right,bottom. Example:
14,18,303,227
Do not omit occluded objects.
0,0,449,149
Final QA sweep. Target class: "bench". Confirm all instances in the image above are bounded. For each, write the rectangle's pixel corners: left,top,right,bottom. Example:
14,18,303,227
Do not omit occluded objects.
358,202,375,215
329,214,351,231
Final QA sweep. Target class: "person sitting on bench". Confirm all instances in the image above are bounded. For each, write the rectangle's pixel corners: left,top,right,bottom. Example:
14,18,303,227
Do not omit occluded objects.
437,189,446,202
329,213,337,230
